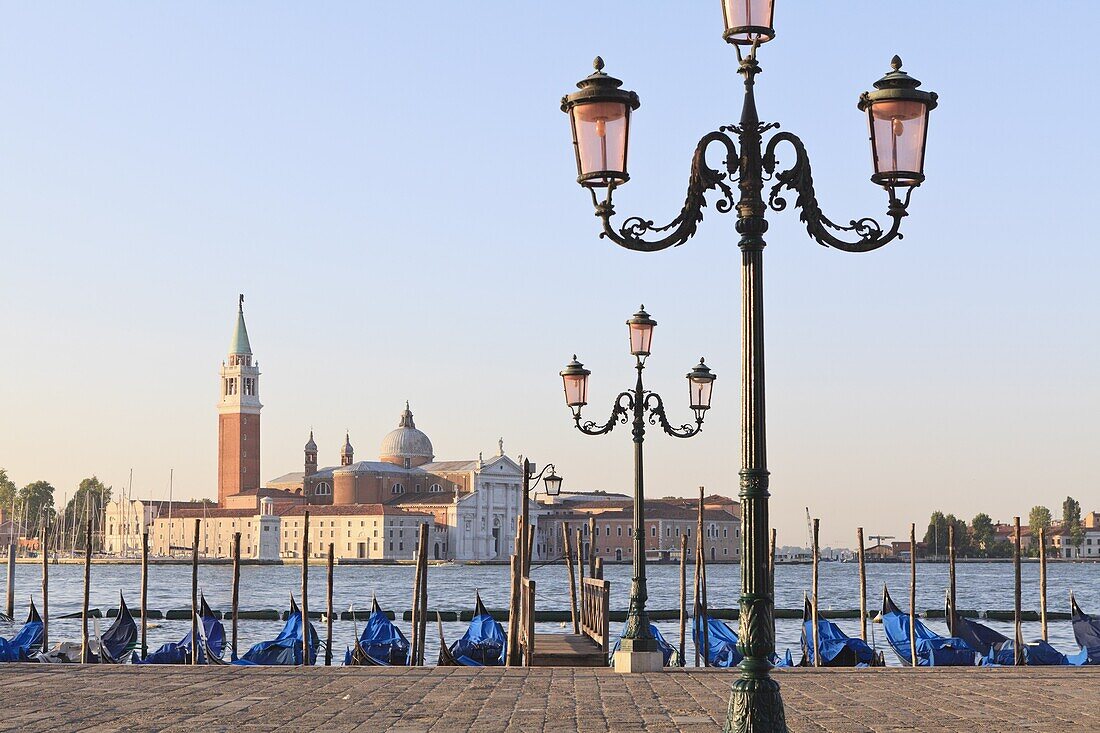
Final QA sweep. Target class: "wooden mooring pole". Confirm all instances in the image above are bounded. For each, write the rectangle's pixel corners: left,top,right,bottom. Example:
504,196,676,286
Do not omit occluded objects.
81,518,92,663
1013,516,1023,666
587,517,596,579
698,486,708,667
301,511,310,667
231,532,240,658
417,524,429,666
948,523,957,637
191,519,199,665
679,533,687,667
811,518,820,667
770,527,777,641
1039,526,1048,641
326,542,334,666
856,527,867,642
562,523,578,634
410,532,423,665
506,554,519,666
140,530,148,659
909,522,917,668
5,540,14,619
41,518,49,650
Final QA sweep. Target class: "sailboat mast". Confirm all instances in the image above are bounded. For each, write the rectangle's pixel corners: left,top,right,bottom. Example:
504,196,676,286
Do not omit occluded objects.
167,469,174,558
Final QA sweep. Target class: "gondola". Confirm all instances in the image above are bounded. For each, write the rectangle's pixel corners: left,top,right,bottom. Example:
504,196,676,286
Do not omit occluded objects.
344,597,409,666
36,593,138,663
0,599,44,662
132,593,225,665
800,597,880,667
437,592,505,666
611,621,676,667
946,594,1078,666
234,596,318,666
875,585,974,666
690,613,793,668
1069,593,1100,665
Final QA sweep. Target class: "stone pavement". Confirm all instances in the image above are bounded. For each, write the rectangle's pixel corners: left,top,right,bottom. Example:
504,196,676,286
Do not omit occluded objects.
0,665,1096,732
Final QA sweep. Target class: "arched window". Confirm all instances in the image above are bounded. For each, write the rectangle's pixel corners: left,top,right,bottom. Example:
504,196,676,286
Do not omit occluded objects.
314,482,331,496
429,484,442,493
391,483,404,494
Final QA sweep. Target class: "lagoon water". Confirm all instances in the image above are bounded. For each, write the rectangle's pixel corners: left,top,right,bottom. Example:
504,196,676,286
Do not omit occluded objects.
5,560,1098,667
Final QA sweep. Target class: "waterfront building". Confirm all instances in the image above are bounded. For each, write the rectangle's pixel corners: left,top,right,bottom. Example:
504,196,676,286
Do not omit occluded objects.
103,498,207,556
533,495,741,564
1049,512,1100,558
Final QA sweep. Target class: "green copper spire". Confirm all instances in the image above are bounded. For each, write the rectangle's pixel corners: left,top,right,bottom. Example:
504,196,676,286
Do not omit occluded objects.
230,293,252,355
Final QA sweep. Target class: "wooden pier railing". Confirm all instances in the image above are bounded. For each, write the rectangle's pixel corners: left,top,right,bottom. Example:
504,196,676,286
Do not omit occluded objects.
519,577,535,667
580,576,611,654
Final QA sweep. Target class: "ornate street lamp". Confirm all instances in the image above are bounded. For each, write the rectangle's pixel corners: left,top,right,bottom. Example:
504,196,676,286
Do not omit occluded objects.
560,308,716,672
560,9,936,732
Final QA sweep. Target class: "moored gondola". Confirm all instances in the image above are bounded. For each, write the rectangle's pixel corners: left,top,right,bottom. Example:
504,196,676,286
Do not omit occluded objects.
876,585,973,666
437,592,504,666
801,597,880,667
344,597,409,666
1069,593,1100,665
234,595,318,666
132,593,225,665
0,599,44,662
692,614,740,668
36,593,137,663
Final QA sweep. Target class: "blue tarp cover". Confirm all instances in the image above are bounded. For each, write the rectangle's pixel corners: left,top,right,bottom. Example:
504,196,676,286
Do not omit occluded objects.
801,599,876,667
948,601,1074,666
692,615,742,668
0,601,43,662
344,599,409,666
879,586,974,667
448,595,505,667
236,597,318,666
98,594,138,662
611,621,676,667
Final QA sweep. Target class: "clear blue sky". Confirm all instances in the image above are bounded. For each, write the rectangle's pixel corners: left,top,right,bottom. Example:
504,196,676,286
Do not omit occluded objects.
1,2,1097,547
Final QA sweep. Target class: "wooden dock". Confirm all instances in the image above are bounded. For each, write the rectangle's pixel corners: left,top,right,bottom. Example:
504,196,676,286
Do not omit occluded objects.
529,633,606,667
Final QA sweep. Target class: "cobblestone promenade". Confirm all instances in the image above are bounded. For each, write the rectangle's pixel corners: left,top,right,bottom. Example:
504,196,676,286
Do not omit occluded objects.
0,665,1096,732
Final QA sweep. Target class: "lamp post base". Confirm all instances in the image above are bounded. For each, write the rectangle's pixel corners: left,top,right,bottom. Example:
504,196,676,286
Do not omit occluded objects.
723,675,789,733
613,649,664,673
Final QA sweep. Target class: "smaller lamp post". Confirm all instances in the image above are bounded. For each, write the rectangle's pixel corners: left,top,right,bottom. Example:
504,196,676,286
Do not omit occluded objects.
561,306,715,673
518,459,563,576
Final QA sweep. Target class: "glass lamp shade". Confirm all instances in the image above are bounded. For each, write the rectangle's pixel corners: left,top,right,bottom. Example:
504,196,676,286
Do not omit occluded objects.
562,57,640,188
721,0,775,45
687,358,716,420
560,356,591,411
858,56,937,189
543,471,563,496
626,306,656,357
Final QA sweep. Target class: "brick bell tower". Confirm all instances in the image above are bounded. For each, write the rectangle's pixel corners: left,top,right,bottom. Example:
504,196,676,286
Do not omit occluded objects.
218,294,262,505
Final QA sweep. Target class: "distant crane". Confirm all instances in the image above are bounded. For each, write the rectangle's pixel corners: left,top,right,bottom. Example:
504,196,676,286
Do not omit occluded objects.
868,534,895,548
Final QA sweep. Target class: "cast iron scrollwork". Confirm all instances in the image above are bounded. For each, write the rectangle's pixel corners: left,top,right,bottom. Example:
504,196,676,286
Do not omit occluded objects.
644,392,702,438
592,131,740,252
575,391,633,436
763,131,911,253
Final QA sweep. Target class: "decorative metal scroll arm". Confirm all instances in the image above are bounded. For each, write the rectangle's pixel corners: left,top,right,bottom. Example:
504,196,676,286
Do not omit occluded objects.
763,131,911,253
575,391,634,436
643,392,702,439
592,131,740,253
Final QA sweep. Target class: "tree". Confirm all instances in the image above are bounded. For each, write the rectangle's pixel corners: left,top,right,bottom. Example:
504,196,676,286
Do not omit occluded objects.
64,477,112,550
1063,496,1084,558
0,468,16,514
17,480,56,535
946,514,972,557
971,513,995,556
922,511,952,557
1028,505,1052,556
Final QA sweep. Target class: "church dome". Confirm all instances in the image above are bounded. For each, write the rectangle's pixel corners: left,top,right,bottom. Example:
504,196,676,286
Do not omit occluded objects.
380,402,434,466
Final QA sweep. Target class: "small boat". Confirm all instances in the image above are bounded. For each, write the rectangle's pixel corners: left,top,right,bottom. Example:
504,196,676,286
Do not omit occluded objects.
691,614,793,668
344,597,409,666
437,592,505,666
37,593,138,663
946,595,1076,666
0,600,44,662
132,594,225,665
693,614,741,668
611,621,676,667
876,585,973,667
235,596,318,666
1069,593,1100,665
800,597,880,667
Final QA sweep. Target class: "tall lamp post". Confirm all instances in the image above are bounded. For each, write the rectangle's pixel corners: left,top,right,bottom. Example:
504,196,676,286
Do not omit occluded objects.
560,307,716,672
560,5,937,730
519,458,562,576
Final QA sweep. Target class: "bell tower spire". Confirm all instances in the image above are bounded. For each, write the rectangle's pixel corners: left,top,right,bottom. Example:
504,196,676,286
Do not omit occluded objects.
218,294,262,505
